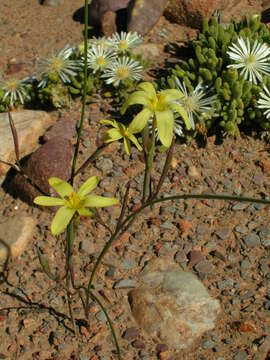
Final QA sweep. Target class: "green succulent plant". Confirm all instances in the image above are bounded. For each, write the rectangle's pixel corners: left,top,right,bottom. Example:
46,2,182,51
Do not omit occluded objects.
167,14,270,137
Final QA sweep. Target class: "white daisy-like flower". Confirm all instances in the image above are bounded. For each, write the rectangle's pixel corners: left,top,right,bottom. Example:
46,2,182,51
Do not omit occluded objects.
175,78,216,129
38,45,81,88
101,57,143,87
0,76,33,106
227,36,270,84
89,36,110,49
257,84,270,119
106,32,143,53
87,45,116,73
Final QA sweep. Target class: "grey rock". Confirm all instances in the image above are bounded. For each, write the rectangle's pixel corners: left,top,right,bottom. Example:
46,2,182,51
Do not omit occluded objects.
0,215,36,261
215,227,231,240
234,351,248,360
42,0,64,5
217,279,234,290
195,260,214,275
80,239,93,254
240,258,251,270
114,279,136,289
120,259,137,270
95,158,113,172
232,203,249,211
243,233,260,248
128,257,221,350
202,339,215,349
95,310,107,322
234,225,248,234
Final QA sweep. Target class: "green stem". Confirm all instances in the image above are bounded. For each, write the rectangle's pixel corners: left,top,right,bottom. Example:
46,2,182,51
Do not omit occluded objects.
86,192,270,296
66,221,77,337
70,0,89,186
143,117,156,203
90,291,121,360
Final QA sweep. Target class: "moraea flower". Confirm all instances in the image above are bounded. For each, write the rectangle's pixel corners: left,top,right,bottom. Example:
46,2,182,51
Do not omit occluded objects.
101,119,142,155
121,82,191,147
34,176,119,235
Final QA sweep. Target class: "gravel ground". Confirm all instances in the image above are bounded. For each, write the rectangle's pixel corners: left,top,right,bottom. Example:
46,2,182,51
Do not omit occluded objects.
0,1,270,360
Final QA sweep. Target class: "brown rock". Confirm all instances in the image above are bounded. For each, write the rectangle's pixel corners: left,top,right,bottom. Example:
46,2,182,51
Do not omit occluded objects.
0,215,36,261
9,137,73,204
0,110,54,183
164,0,220,28
188,250,204,267
128,0,167,35
164,0,261,28
102,11,117,36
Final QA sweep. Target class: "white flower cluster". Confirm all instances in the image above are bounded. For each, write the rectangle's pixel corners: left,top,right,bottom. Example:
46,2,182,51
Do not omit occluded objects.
86,32,143,87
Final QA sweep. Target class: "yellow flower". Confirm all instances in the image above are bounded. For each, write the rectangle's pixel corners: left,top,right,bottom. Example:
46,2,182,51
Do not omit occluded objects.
100,119,142,155
121,82,191,148
34,176,119,235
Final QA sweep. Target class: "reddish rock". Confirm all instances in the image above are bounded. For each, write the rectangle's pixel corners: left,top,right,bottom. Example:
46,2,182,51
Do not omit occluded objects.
164,0,220,28
188,250,204,267
164,0,261,28
43,118,77,143
9,137,73,204
128,0,168,35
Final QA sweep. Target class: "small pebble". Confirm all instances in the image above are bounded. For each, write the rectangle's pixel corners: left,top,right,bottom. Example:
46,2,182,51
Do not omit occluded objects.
243,233,260,248
234,350,248,360
195,260,214,274
113,279,136,289
202,339,215,349
132,340,145,349
122,327,139,341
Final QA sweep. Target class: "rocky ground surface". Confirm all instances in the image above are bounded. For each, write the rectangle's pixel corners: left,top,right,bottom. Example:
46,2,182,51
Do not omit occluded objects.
0,1,270,360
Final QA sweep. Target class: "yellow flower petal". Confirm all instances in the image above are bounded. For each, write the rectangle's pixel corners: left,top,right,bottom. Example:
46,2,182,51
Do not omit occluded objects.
123,137,131,155
34,196,64,206
156,110,174,148
121,91,148,114
138,82,157,99
100,119,119,129
84,195,119,208
161,89,184,103
102,128,123,143
169,102,191,130
128,133,143,151
51,207,76,235
77,208,94,217
128,108,153,134
49,177,74,198
77,176,99,198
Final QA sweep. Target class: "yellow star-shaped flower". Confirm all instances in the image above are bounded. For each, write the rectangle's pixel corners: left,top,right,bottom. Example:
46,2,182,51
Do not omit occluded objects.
101,119,142,155
34,176,119,235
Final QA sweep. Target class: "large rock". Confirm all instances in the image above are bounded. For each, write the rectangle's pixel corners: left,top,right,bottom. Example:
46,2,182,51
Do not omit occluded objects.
0,215,36,261
89,0,130,35
0,110,54,184
127,0,168,35
164,0,262,28
128,257,221,350
88,0,167,35
8,136,73,204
